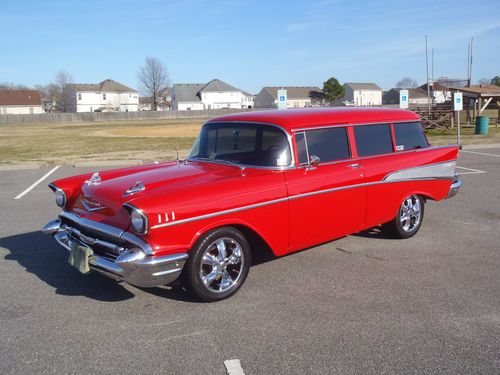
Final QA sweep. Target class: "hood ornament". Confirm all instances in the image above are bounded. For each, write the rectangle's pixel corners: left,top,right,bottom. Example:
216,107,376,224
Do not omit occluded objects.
85,172,102,186
123,181,145,197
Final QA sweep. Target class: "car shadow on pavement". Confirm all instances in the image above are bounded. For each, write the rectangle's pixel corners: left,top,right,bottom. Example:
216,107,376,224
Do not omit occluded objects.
1,231,135,302
352,226,397,240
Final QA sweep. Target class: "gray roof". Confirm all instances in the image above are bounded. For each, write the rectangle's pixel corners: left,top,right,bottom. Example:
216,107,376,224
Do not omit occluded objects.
262,86,322,100
67,79,137,93
199,79,240,93
172,83,205,102
344,82,382,91
173,79,244,102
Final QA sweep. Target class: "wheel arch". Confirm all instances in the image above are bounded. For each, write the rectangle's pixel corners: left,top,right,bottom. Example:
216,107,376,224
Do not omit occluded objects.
189,219,278,258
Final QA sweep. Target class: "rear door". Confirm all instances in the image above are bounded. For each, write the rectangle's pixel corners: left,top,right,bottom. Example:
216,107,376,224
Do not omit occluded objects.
285,126,366,251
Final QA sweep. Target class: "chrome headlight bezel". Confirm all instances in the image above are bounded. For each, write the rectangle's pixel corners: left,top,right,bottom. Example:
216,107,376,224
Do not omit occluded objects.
124,204,149,235
49,183,67,208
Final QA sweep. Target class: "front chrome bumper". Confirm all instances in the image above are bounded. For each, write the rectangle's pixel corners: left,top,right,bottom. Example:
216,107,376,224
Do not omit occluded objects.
42,212,188,288
446,178,462,199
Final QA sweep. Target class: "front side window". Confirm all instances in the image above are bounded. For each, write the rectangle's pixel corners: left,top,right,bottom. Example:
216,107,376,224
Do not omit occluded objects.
354,124,393,157
189,123,291,167
394,122,428,151
305,127,350,163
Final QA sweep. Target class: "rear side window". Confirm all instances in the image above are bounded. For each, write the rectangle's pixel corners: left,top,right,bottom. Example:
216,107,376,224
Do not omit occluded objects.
305,127,350,163
394,122,428,151
354,124,393,157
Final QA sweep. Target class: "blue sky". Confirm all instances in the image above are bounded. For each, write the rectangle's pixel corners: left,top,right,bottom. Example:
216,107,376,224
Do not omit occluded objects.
1,0,499,93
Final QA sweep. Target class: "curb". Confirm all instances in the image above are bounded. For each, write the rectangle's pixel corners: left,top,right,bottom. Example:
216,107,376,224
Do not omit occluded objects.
73,160,144,167
0,163,41,171
462,143,500,150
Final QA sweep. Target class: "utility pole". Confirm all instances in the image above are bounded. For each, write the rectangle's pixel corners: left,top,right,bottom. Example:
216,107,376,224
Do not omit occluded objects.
469,37,473,87
431,48,434,83
425,35,431,119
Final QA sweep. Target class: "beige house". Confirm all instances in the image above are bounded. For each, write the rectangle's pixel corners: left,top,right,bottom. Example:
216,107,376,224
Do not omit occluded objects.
343,83,382,106
0,90,43,114
254,86,322,108
383,88,431,106
65,79,139,112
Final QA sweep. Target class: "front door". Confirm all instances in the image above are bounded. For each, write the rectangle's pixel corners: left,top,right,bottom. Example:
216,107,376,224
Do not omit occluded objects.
285,127,365,251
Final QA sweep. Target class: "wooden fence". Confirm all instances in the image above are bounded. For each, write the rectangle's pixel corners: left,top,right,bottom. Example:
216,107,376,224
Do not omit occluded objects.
0,108,266,125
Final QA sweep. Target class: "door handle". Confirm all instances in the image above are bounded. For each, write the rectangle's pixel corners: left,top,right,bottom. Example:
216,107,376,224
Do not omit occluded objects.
348,163,361,169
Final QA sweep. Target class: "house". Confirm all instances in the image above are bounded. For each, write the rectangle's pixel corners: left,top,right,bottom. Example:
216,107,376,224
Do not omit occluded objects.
383,87,430,106
139,87,172,111
171,79,252,110
254,87,322,108
0,90,43,114
343,83,382,106
65,79,139,112
419,82,451,104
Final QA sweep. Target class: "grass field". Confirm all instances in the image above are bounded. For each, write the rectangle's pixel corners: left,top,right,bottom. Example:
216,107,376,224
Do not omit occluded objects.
0,117,499,165
0,119,204,165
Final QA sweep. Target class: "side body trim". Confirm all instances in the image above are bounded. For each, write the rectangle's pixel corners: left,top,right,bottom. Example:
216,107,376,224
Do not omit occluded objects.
151,161,453,230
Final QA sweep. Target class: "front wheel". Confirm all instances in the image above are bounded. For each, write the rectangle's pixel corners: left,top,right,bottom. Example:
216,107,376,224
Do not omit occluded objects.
382,195,425,239
183,226,251,302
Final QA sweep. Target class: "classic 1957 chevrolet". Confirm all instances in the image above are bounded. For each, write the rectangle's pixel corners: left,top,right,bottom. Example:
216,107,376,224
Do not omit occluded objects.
43,108,461,301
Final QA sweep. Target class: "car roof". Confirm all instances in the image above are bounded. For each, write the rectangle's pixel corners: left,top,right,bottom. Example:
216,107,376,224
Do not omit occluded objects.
207,107,420,132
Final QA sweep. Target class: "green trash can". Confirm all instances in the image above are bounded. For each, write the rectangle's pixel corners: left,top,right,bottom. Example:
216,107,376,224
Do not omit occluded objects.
475,116,489,135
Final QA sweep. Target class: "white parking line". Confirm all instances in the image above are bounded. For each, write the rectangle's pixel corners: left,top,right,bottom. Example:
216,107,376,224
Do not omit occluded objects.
461,150,500,158
456,166,486,175
224,359,245,375
14,166,60,200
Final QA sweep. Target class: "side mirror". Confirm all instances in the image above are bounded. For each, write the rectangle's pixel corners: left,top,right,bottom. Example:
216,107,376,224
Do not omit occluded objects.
309,155,320,168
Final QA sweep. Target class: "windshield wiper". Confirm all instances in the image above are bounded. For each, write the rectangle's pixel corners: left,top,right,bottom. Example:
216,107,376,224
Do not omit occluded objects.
191,157,244,169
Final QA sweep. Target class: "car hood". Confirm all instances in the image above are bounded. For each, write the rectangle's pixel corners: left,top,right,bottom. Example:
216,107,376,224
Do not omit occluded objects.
72,161,241,229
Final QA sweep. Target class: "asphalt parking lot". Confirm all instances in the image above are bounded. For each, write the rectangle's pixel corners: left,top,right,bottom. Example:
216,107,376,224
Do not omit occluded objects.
1,147,499,374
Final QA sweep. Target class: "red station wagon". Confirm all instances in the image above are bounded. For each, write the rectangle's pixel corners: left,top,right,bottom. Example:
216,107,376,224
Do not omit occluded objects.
43,108,461,301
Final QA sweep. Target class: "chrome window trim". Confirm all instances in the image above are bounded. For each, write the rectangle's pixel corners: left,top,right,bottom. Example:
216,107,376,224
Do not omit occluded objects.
291,119,419,133
188,121,296,170
58,211,153,255
150,160,454,230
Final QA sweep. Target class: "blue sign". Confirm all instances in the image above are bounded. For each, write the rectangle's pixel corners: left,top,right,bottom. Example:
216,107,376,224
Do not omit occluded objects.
279,96,285,102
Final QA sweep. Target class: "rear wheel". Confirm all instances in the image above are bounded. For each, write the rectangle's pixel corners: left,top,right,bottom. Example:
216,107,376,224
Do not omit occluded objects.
183,226,251,302
382,195,425,239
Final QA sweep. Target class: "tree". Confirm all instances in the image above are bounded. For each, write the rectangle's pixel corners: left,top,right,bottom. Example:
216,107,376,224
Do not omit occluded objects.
477,78,491,85
395,77,418,89
0,82,29,90
138,57,170,111
491,76,500,87
322,77,344,105
53,70,73,112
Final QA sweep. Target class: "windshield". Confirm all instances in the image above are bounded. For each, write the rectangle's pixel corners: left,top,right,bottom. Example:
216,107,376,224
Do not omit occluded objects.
188,122,292,167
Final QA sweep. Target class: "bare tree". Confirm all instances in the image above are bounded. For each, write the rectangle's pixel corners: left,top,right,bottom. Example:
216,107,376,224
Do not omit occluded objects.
0,82,30,90
477,78,491,85
138,57,170,110
54,70,73,112
395,77,418,89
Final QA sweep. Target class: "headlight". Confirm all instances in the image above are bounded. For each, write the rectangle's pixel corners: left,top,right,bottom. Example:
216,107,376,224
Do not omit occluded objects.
129,208,148,234
55,189,66,207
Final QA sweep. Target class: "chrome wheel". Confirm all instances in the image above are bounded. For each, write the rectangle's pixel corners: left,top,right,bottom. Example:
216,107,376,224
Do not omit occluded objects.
399,195,422,233
199,237,244,293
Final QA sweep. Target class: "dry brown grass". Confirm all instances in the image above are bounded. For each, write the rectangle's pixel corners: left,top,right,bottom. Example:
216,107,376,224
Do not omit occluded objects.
1,117,499,165
0,119,206,165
